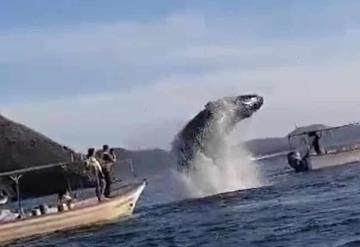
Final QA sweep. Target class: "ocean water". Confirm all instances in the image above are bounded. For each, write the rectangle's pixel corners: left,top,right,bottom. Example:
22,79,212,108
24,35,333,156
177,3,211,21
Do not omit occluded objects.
8,155,360,247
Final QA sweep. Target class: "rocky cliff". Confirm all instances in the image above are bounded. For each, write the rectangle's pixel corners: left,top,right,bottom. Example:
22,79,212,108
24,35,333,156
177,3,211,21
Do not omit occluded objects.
0,114,90,199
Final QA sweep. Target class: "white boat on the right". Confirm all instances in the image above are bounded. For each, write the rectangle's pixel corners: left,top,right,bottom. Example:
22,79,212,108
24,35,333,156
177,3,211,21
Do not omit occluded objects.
287,123,360,172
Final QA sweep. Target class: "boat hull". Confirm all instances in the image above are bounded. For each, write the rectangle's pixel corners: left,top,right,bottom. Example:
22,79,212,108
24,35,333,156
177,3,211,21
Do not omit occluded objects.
288,148,360,172
308,148,360,170
0,181,146,245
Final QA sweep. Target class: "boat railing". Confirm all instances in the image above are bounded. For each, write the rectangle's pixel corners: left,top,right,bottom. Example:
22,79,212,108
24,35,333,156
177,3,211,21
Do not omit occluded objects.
117,159,136,177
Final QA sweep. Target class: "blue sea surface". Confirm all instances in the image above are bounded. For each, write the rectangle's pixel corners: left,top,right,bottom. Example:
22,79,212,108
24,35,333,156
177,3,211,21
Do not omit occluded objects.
8,156,360,247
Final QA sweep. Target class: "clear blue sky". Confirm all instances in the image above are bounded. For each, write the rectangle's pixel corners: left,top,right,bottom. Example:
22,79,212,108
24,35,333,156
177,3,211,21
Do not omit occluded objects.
1,0,360,149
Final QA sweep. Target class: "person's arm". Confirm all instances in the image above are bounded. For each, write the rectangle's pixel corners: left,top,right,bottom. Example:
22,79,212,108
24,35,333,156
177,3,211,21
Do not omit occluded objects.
84,159,91,169
94,159,104,176
105,153,116,163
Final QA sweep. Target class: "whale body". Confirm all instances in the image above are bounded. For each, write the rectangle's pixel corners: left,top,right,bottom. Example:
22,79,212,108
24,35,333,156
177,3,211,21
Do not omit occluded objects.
172,94,264,171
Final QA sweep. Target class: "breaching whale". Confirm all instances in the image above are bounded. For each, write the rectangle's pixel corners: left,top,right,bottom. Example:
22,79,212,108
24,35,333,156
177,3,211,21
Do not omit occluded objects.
172,94,264,171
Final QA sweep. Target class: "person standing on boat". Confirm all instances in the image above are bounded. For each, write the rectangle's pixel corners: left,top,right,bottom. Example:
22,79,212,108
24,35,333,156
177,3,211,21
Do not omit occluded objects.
99,145,116,198
110,148,117,163
307,131,322,155
85,148,105,201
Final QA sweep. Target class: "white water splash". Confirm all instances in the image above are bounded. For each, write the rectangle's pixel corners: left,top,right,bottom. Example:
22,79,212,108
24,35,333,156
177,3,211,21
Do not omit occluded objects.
175,99,263,198
177,142,263,198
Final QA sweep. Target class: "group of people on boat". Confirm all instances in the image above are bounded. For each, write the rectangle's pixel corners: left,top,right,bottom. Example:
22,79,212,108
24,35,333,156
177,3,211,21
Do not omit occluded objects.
0,144,118,221
85,145,117,201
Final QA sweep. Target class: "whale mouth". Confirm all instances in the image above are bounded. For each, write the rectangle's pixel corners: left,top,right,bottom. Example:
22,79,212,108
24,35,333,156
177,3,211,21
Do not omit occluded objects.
236,94,264,112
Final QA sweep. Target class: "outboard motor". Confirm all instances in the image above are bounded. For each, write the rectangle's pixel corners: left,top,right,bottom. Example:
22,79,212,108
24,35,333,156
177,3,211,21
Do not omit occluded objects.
287,151,310,172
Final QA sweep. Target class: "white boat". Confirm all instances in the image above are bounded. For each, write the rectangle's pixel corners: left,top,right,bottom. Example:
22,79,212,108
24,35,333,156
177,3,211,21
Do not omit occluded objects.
0,163,146,245
287,123,360,172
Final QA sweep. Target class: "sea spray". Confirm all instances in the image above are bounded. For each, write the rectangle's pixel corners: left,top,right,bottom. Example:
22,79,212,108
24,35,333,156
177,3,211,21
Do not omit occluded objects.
175,140,263,198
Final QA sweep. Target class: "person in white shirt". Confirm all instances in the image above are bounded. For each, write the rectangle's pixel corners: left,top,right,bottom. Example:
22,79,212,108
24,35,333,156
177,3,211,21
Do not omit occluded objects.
85,148,105,201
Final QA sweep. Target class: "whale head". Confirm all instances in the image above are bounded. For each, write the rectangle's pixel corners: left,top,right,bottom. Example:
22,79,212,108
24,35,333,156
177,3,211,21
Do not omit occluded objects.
205,94,264,119
235,94,264,117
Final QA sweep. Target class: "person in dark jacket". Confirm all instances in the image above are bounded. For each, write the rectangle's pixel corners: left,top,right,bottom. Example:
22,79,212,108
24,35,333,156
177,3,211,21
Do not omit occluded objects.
308,131,322,155
98,145,116,198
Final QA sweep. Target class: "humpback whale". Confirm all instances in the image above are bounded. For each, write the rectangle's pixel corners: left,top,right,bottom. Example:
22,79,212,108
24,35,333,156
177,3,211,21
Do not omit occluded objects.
172,94,264,171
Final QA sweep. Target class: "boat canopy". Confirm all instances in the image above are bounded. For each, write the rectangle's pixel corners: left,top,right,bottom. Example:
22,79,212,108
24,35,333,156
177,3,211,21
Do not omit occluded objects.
288,123,360,138
287,122,360,156
0,162,77,178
